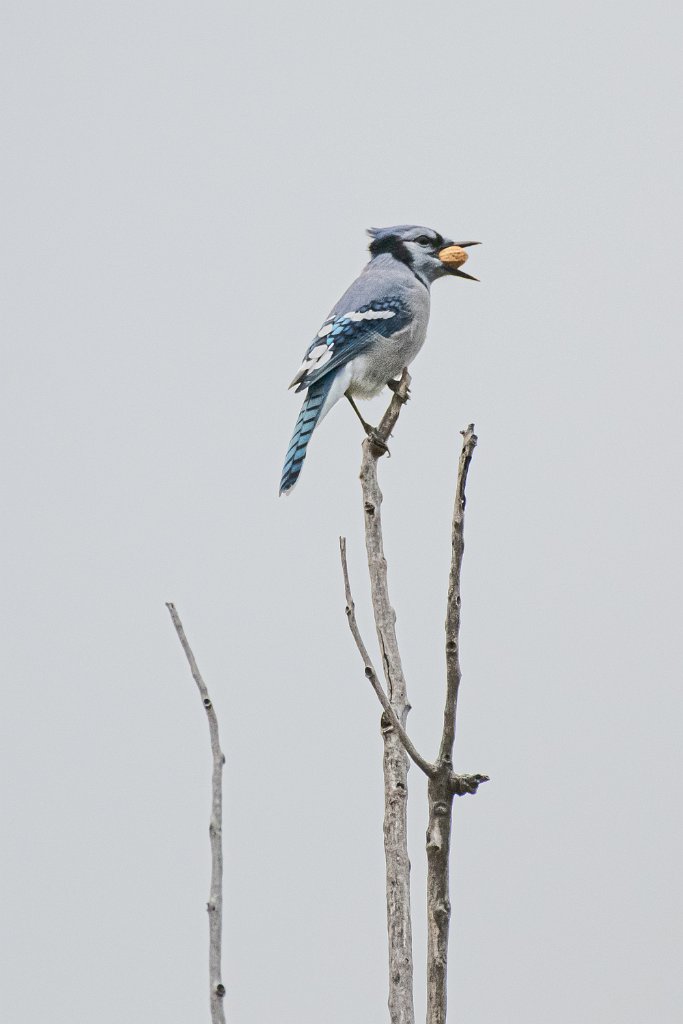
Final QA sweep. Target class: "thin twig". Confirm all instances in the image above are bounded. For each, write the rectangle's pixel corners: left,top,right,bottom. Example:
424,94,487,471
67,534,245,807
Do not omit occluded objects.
340,537,435,778
440,424,478,762
166,603,227,1024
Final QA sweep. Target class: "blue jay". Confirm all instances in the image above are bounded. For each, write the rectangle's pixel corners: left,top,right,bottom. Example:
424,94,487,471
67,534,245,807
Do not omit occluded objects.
280,225,478,495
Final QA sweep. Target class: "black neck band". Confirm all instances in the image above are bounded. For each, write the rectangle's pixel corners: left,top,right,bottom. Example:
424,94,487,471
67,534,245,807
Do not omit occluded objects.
369,236,414,267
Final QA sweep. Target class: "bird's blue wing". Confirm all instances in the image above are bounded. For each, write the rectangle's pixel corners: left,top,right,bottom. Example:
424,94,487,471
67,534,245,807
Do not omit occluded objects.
288,297,410,393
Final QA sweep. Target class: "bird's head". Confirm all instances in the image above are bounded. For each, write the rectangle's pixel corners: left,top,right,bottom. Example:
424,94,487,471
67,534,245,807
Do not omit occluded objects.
367,225,479,284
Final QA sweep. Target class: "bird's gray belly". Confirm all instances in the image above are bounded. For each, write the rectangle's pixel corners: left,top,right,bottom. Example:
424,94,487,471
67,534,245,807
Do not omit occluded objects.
347,324,425,399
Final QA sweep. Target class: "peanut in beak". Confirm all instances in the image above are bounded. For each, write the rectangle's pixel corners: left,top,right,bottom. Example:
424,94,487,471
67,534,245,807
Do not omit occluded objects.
438,245,469,268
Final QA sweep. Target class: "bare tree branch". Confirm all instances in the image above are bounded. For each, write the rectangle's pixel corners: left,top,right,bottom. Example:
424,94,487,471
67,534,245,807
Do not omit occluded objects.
439,424,478,763
355,368,416,1024
339,536,436,778
166,603,227,1024
338,381,488,1024
426,425,488,1024
370,369,413,457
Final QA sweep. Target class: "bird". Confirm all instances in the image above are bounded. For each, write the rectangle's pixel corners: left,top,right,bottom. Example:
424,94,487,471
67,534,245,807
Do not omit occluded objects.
279,224,478,495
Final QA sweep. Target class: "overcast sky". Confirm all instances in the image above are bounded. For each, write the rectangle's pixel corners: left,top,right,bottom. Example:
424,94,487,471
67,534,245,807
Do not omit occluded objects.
2,2,682,1022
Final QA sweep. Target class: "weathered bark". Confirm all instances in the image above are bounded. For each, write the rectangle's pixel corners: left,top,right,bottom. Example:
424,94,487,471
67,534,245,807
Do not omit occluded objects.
426,772,454,1024
339,401,487,1024
359,370,416,1024
340,536,435,778
166,603,227,1024
425,425,479,1024
440,425,477,763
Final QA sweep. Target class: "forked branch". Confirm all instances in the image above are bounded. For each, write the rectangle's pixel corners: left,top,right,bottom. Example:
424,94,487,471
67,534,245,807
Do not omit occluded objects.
339,399,488,1024
340,536,435,778
337,373,488,1024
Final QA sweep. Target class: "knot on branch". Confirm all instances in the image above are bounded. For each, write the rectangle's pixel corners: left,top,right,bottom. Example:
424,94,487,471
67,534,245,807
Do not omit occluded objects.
203,697,212,709
364,501,375,516
426,821,443,853
450,772,490,796
380,710,393,735
215,983,226,998
434,898,451,923
433,801,450,817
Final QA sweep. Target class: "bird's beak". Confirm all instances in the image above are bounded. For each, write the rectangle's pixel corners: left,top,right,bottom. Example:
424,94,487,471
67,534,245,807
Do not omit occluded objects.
438,241,481,281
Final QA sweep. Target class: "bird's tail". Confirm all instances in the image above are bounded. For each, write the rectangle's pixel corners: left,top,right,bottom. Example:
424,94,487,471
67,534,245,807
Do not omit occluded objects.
279,379,331,495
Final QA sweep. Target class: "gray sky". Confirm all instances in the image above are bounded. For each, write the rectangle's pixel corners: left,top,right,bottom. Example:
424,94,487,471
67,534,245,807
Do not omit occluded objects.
2,2,682,1021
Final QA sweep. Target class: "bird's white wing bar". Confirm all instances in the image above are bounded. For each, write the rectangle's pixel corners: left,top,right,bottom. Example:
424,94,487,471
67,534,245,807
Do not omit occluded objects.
288,299,406,392
339,308,396,323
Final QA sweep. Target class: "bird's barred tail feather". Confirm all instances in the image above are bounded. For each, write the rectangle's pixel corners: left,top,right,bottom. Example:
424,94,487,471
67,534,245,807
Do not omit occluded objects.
279,379,331,495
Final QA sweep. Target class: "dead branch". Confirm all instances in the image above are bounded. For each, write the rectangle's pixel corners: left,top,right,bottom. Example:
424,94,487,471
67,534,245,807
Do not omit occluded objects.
338,380,488,1024
425,425,488,1024
440,424,478,762
339,536,435,778
355,368,416,1024
166,603,227,1024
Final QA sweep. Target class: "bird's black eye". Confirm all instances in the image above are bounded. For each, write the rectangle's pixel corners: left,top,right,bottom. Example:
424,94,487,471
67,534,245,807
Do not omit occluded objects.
414,235,433,246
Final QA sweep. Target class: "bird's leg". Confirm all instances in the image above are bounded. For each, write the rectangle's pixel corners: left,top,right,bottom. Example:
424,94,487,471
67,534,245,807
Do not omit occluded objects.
387,374,411,403
345,393,390,456
345,393,372,433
